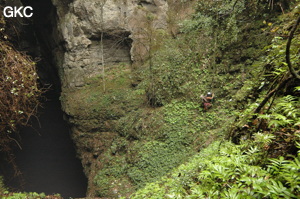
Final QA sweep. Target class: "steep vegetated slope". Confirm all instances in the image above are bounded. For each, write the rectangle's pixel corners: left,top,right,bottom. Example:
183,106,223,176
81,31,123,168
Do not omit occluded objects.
130,0,300,198
61,0,299,198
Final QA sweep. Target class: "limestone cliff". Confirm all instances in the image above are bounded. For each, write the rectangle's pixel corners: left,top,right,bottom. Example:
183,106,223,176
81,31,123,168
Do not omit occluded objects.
51,0,168,88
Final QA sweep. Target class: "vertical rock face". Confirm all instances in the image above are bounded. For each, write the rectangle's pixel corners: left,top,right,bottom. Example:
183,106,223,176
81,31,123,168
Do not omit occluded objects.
49,0,169,197
51,0,168,88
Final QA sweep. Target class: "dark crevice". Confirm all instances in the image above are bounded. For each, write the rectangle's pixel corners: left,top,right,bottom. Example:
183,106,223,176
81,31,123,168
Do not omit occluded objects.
0,0,88,198
20,0,63,93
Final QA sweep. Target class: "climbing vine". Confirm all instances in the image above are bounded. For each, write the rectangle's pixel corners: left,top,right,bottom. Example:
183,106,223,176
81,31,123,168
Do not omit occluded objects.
0,14,42,170
0,42,41,134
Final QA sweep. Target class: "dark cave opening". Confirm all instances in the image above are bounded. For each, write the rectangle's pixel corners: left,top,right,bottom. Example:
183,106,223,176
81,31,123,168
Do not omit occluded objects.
5,90,88,198
0,0,88,198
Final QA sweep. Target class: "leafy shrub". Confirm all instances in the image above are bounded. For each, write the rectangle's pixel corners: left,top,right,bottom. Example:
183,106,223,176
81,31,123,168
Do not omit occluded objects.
127,141,189,187
231,4,300,148
131,138,300,198
123,99,234,189
258,95,300,130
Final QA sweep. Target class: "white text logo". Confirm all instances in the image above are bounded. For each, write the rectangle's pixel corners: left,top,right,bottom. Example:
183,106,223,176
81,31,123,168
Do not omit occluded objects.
3,6,33,18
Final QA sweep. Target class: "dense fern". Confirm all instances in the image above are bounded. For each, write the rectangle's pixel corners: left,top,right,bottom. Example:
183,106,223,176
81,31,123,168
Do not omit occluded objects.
130,138,300,198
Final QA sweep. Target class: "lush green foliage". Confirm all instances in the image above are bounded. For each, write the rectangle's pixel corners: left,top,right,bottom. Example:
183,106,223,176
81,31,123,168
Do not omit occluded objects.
121,98,235,188
129,1,300,198
131,138,300,198
61,0,300,198
62,55,236,196
93,98,235,196
141,0,278,107
232,4,300,155
258,95,300,130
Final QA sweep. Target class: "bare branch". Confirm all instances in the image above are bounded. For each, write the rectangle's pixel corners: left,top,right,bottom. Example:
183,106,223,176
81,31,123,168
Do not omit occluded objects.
286,15,300,80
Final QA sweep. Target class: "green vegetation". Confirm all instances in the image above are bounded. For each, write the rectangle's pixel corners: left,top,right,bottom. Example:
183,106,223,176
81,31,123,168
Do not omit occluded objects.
131,138,300,198
0,177,62,199
61,60,235,197
61,0,300,198
0,192,62,199
0,0,298,198
128,1,300,198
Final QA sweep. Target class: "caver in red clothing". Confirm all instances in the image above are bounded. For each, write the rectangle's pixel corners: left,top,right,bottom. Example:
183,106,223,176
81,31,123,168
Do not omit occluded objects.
201,92,214,111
